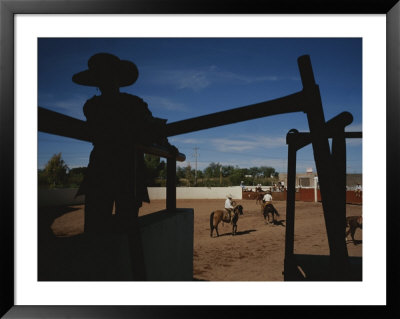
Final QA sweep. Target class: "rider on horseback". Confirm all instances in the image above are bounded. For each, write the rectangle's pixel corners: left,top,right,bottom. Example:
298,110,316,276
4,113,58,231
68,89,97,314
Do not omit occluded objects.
262,189,277,212
262,189,273,205
224,194,235,223
262,189,279,222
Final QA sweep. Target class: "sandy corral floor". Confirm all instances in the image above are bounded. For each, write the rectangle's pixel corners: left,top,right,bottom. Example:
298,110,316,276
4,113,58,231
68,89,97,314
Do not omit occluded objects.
46,199,362,281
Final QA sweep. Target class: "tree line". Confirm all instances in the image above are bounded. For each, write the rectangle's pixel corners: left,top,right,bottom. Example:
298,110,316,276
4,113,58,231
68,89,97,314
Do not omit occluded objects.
176,162,279,187
38,153,279,188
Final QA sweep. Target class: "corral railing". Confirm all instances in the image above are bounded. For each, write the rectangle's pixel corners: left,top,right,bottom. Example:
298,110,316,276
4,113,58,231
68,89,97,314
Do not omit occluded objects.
285,126,362,280
38,107,185,212
163,55,362,280
38,107,192,281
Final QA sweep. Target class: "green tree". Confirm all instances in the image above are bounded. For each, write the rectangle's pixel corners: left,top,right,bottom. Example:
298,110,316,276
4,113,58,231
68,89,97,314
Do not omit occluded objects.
176,166,186,180
248,167,261,178
204,162,222,178
185,164,193,186
196,170,204,179
158,160,167,180
229,168,244,185
67,167,87,187
241,168,250,176
259,166,276,178
175,162,280,187
43,153,69,188
144,154,165,186
38,169,49,188
221,165,235,177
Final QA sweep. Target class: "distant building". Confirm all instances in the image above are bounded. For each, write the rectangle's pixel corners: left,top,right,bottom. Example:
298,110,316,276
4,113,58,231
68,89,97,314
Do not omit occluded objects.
278,172,362,189
346,174,362,189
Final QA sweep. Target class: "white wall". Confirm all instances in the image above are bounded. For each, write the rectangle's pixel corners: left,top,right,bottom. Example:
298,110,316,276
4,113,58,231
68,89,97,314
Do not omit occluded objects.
148,186,242,200
38,188,85,207
38,186,243,207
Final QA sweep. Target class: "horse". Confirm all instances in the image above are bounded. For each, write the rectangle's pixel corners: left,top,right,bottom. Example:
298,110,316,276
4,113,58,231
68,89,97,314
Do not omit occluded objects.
346,216,362,244
210,205,243,237
261,203,280,224
255,192,265,205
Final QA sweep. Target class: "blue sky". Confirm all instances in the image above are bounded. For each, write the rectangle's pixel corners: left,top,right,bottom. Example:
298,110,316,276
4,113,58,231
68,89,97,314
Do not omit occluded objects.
38,38,362,174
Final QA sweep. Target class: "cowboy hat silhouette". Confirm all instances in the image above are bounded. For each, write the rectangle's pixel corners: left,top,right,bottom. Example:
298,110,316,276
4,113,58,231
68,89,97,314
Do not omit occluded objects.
72,53,139,87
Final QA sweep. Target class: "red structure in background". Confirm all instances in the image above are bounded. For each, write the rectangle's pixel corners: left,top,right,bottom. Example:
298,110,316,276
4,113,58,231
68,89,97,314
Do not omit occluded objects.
345,191,363,205
242,188,362,205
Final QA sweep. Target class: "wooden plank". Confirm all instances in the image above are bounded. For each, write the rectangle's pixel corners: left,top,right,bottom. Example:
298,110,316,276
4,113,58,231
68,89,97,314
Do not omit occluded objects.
166,91,305,136
38,106,185,161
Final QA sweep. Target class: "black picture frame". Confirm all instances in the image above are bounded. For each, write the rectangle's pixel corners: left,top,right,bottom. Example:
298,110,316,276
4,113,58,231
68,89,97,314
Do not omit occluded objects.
1,0,399,317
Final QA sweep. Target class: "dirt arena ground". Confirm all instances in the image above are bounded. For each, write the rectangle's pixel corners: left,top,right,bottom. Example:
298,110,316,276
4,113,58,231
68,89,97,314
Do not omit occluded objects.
48,198,362,281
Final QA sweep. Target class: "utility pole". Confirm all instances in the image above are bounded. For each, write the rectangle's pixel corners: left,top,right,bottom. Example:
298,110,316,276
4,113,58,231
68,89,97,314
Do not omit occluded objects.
194,147,199,186
186,161,191,187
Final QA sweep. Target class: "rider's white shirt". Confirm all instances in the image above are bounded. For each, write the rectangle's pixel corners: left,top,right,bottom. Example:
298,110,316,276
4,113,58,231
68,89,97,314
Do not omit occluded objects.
263,194,273,202
225,198,234,209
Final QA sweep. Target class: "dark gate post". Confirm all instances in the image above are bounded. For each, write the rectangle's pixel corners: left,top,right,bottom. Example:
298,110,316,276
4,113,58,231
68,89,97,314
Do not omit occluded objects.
331,129,350,278
332,130,348,251
297,55,341,277
166,157,177,212
284,129,299,280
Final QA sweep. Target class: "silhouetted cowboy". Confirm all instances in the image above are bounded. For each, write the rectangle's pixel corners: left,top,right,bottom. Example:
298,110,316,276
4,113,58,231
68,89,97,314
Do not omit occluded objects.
73,53,173,280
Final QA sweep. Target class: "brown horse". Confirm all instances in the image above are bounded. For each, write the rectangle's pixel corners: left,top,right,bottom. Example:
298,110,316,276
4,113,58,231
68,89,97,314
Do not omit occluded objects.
346,216,362,244
210,205,243,237
261,203,280,224
255,193,266,205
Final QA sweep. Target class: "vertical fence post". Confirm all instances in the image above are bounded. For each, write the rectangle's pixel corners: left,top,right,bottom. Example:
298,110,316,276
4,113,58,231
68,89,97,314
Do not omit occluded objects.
332,129,350,274
298,55,339,269
284,130,298,280
314,176,318,202
166,157,176,212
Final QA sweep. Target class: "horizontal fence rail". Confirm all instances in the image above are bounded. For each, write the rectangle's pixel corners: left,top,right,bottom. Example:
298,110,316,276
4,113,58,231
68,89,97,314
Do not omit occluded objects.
38,106,186,162
165,91,305,136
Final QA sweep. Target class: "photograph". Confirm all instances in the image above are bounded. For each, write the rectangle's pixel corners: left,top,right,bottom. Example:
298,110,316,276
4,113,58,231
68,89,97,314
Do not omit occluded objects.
37,37,363,282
